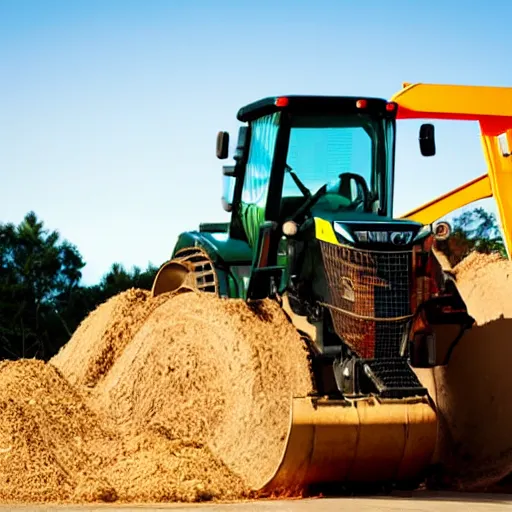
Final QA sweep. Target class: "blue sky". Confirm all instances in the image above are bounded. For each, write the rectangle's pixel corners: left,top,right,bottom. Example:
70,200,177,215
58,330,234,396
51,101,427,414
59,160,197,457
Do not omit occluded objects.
1,0,511,284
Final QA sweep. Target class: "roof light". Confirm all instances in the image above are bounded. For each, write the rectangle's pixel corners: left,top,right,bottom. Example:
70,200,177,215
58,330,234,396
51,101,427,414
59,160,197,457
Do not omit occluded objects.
356,99,367,109
275,97,289,107
386,102,397,111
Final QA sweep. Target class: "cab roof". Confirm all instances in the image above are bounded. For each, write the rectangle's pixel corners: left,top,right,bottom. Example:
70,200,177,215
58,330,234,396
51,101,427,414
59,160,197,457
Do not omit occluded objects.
236,95,395,123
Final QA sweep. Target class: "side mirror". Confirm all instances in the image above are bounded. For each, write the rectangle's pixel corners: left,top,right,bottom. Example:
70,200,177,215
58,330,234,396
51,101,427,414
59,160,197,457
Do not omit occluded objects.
216,131,229,159
419,123,436,157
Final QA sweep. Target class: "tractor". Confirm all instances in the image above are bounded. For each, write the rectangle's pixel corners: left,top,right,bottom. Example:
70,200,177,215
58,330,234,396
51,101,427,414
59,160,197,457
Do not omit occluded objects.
150,92,474,493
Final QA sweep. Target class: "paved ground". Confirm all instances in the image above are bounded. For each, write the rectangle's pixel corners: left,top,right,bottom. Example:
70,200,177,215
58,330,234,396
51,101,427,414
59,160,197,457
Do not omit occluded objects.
2,492,512,512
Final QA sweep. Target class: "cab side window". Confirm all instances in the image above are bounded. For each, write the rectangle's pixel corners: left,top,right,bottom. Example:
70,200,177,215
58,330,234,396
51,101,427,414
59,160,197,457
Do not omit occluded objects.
239,112,281,247
241,112,281,207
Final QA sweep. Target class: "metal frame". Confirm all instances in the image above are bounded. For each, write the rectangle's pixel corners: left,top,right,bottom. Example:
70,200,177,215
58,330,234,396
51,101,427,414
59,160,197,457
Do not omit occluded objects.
392,82,512,258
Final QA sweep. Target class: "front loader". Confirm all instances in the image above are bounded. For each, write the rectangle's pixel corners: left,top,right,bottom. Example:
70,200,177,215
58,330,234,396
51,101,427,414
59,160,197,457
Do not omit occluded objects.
151,92,475,493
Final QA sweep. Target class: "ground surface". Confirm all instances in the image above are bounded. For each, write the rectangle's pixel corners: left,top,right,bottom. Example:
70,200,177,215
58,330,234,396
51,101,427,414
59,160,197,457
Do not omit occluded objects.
3,493,512,512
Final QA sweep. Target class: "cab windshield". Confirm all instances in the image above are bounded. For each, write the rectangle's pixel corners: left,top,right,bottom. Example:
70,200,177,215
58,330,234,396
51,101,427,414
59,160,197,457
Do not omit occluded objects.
282,114,393,216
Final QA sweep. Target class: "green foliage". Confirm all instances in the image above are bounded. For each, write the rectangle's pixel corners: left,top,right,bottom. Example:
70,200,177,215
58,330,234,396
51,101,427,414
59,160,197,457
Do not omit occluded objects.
0,212,157,361
99,262,158,298
436,207,507,267
0,211,85,359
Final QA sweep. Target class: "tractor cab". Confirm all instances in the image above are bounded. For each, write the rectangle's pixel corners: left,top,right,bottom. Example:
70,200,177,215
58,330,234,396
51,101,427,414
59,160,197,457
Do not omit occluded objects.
218,96,400,249
216,96,437,302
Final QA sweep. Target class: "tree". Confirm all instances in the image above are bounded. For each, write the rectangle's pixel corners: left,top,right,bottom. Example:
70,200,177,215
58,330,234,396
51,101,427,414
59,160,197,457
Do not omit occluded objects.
436,207,506,266
99,262,158,298
0,212,85,359
0,212,160,361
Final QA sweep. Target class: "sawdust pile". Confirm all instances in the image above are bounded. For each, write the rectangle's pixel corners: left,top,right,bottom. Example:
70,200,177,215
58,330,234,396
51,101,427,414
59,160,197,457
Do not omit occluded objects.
11,248,512,502
422,251,512,491
95,292,313,491
453,251,512,325
0,359,118,503
1,288,312,503
0,354,247,503
51,288,169,388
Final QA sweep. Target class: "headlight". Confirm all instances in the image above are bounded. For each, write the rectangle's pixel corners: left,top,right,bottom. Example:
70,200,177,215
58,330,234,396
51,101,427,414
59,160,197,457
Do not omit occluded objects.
333,222,355,243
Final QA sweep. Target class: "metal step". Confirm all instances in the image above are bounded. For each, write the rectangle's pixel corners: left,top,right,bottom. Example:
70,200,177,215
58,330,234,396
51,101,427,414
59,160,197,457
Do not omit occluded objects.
361,358,428,399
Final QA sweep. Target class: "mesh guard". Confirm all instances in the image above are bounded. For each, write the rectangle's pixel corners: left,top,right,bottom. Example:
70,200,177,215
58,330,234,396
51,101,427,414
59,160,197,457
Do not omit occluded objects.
319,241,413,359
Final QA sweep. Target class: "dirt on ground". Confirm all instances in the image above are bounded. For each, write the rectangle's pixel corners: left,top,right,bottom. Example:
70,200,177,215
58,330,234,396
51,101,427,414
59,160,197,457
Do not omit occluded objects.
0,289,311,503
418,252,512,491
0,359,118,503
0,355,246,503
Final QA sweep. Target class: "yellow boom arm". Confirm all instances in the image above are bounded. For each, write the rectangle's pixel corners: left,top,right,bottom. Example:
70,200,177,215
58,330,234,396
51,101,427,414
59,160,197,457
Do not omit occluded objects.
400,174,492,226
391,83,512,258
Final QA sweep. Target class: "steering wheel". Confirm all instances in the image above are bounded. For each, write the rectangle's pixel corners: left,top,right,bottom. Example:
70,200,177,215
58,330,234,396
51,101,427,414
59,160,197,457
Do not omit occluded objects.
336,172,371,211
289,172,371,224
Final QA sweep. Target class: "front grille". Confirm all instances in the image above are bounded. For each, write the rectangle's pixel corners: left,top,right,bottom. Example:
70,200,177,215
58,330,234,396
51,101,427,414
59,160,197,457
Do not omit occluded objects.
319,241,413,359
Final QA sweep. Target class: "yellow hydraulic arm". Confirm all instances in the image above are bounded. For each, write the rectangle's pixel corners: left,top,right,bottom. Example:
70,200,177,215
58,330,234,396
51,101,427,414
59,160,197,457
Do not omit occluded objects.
391,83,512,258
400,174,492,226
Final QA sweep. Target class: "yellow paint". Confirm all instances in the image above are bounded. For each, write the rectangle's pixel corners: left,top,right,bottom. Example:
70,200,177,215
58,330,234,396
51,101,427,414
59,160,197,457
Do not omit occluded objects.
314,217,340,245
481,128,512,258
258,396,437,492
400,174,492,225
391,82,512,118
392,82,512,258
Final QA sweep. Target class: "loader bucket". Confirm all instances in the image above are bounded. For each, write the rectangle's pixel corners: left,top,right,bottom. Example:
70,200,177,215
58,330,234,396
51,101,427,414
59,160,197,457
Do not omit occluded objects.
151,260,197,297
258,395,437,494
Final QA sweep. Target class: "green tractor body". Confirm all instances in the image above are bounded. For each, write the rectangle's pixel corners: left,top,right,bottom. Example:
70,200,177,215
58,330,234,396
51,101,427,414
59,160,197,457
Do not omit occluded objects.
152,94,473,401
